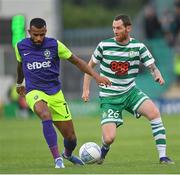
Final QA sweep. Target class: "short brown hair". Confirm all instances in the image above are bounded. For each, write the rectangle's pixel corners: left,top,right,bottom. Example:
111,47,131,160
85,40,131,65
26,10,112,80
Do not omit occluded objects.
114,14,132,27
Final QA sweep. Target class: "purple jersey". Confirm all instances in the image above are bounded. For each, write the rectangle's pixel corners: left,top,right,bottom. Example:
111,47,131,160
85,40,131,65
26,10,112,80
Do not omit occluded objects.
15,37,72,95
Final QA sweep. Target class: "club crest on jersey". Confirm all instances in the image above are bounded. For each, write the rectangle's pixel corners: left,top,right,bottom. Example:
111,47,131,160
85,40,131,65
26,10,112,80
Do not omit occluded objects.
44,49,52,59
128,51,136,58
34,95,39,100
102,112,107,118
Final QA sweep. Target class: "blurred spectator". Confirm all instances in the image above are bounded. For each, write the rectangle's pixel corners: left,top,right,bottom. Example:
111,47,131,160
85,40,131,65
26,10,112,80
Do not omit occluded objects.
173,33,180,86
161,0,180,46
8,83,32,118
8,84,19,103
143,5,163,39
160,9,174,46
171,0,180,85
171,0,180,41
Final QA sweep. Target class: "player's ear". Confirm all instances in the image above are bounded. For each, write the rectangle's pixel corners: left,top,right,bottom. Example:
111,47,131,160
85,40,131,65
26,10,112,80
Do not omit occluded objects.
127,25,132,32
28,29,31,35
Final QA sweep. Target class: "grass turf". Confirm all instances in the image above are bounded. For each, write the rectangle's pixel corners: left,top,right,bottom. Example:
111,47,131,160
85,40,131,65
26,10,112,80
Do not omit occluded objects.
0,115,179,174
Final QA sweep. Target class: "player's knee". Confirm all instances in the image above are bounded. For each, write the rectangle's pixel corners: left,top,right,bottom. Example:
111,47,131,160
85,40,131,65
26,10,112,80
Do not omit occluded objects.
63,129,76,141
36,108,51,120
147,107,160,120
64,134,76,141
103,135,115,145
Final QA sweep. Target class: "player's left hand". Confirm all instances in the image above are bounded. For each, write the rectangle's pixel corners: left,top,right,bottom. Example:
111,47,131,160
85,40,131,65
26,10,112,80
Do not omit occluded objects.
155,75,165,85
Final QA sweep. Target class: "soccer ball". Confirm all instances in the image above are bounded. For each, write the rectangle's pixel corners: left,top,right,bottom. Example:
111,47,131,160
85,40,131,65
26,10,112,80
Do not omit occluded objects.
79,142,101,164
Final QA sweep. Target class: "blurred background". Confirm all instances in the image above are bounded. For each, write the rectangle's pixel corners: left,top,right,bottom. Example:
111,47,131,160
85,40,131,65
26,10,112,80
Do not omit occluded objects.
0,0,180,119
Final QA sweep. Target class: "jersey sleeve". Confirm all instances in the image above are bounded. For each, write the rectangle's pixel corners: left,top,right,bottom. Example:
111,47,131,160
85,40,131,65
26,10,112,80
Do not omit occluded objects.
15,44,22,62
139,43,155,67
57,40,72,59
92,42,103,64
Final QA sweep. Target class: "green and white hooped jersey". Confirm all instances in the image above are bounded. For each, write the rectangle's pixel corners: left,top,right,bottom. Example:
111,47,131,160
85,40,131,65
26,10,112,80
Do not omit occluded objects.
92,37,155,97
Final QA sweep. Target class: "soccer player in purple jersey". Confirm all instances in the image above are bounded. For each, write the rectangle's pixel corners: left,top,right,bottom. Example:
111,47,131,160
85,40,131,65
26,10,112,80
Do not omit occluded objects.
15,18,111,168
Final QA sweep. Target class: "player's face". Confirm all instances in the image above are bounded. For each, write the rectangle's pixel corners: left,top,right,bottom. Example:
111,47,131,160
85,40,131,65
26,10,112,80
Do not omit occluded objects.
112,19,131,42
28,26,47,45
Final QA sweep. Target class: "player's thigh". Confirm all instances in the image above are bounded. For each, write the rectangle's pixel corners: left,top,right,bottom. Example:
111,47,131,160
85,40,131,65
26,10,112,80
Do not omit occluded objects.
100,103,123,127
49,90,72,121
125,87,149,118
34,100,52,120
53,120,76,140
137,99,160,120
26,90,51,120
26,90,48,111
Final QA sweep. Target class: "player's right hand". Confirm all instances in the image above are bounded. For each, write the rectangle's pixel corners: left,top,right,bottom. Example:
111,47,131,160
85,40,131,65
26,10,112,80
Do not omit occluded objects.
82,89,90,102
16,86,26,97
96,76,111,87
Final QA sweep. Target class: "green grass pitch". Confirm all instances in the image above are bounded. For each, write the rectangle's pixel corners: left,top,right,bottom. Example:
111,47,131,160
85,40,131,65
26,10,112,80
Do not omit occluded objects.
0,115,180,174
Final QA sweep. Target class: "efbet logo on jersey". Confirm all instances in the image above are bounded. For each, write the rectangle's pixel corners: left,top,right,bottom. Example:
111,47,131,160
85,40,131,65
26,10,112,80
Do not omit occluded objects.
26,49,52,70
27,61,51,70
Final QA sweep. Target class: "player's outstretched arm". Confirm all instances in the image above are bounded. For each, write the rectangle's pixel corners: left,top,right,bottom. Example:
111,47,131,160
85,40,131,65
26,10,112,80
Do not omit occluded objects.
82,59,96,102
68,54,111,87
16,62,26,96
148,63,165,85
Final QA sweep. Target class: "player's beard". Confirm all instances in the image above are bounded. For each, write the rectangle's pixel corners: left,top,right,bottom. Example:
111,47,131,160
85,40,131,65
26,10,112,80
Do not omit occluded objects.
30,38,44,46
115,31,129,43
33,40,43,46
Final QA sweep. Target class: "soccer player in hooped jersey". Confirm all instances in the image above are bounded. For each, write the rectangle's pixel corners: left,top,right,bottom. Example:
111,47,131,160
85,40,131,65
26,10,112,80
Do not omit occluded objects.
15,18,111,168
82,14,174,164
